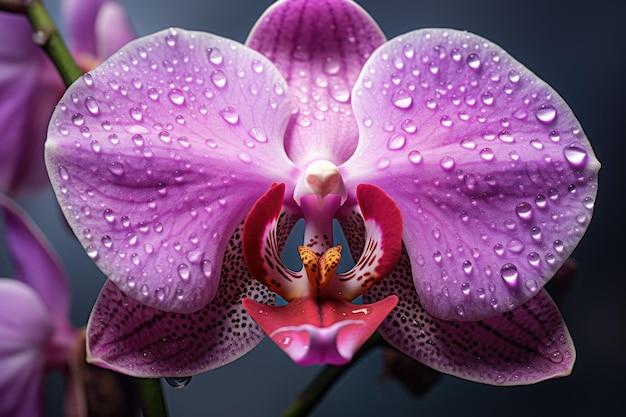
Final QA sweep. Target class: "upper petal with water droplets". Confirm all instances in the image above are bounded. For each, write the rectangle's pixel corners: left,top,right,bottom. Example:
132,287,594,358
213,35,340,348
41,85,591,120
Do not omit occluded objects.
344,29,600,321
45,28,297,313
247,0,386,166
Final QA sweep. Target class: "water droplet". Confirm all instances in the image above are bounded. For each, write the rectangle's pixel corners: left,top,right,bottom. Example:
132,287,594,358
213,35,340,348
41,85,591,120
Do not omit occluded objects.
408,150,422,165
168,88,185,105
525,279,538,293
58,166,69,181
583,197,595,210
108,162,125,176
507,239,525,254
387,133,406,150
455,305,465,316
498,130,514,143
201,259,213,278
140,284,149,297
148,88,159,100
130,107,143,122
82,73,93,86
535,104,557,124
500,263,518,287
103,209,115,223
563,142,587,167
86,245,98,259
91,140,101,153
553,239,564,253
462,260,473,275
207,47,223,65
219,106,239,124
239,152,252,163
481,91,494,106
439,156,455,171
72,113,84,126
376,157,390,170
165,377,192,389
210,69,227,88
527,252,541,267
467,53,481,69
85,96,100,115
177,263,190,281
248,127,267,143
440,115,453,127
400,119,417,133
391,89,413,109
330,83,350,102
479,148,494,161
515,202,532,220
508,70,520,83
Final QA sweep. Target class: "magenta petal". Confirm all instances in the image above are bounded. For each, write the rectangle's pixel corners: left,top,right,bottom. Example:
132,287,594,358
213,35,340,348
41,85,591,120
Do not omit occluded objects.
247,0,386,166
62,0,108,57
87,262,272,377
46,28,297,312
345,29,600,320
0,195,70,327
364,253,575,385
0,13,57,195
94,1,135,58
0,279,51,417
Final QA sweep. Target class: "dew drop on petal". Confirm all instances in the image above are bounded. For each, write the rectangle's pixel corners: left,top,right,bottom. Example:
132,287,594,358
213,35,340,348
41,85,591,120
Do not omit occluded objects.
563,142,588,167
439,156,455,171
168,88,185,105
479,148,495,161
408,150,423,165
535,104,557,124
219,106,239,125
85,96,100,115
500,263,519,287
387,133,406,150
391,89,413,109
201,259,213,278
207,47,223,65
177,263,190,281
515,202,532,220
210,69,227,88
467,53,481,69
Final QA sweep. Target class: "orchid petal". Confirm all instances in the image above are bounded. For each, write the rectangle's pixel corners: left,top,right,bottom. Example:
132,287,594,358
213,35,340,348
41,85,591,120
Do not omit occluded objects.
0,195,71,330
46,28,297,312
345,29,600,320
243,295,397,366
62,0,108,57
86,223,273,377
0,13,56,195
247,0,386,166
364,249,575,385
94,1,135,58
0,279,51,417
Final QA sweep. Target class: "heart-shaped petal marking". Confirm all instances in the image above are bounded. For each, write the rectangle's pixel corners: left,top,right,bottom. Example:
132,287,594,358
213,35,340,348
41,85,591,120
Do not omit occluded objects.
243,295,397,366
325,184,403,301
87,223,274,377
364,246,575,385
344,28,600,321
243,183,307,301
45,28,298,313
247,0,386,166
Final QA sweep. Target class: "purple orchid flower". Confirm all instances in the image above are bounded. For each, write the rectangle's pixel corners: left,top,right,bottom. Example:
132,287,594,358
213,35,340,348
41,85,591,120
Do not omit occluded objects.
44,0,599,385
0,0,133,195
0,195,76,417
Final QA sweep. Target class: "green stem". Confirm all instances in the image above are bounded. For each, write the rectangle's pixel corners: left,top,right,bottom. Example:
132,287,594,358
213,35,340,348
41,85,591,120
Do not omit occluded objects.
24,0,82,86
137,378,169,417
280,333,386,417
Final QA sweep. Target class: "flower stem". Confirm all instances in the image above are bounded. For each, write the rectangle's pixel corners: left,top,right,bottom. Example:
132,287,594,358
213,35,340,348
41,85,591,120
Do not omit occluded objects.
137,378,169,417
23,0,82,86
280,332,386,417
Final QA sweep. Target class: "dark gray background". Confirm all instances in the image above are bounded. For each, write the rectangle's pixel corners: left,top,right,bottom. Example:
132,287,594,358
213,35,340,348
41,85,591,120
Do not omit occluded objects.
2,0,622,416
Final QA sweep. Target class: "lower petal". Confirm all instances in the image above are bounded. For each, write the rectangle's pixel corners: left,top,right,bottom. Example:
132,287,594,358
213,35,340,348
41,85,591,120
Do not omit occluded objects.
87,224,274,377
364,247,575,385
